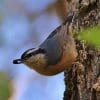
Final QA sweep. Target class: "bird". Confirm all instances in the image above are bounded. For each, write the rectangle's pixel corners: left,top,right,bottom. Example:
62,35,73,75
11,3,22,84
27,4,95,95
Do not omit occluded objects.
13,12,77,76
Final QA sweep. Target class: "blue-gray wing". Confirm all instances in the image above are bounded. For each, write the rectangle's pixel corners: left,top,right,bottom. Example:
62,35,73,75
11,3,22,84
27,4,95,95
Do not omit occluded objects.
40,12,74,65
40,37,62,65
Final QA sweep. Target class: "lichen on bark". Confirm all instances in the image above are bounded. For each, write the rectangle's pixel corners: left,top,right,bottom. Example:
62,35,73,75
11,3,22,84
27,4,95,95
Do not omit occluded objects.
64,0,100,100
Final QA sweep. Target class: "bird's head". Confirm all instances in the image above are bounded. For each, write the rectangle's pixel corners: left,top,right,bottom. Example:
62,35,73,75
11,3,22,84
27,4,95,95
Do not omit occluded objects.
13,48,47,69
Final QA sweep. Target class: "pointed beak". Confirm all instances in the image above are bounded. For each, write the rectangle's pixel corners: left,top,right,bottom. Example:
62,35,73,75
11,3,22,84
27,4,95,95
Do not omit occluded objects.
13,59,23,64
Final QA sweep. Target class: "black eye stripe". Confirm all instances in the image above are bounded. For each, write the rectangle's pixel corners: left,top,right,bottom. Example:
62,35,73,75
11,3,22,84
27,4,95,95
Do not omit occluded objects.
21,48,35,59
21,48,46,59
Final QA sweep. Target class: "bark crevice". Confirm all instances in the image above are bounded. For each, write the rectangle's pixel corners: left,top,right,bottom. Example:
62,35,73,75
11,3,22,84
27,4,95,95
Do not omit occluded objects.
64,0,100,100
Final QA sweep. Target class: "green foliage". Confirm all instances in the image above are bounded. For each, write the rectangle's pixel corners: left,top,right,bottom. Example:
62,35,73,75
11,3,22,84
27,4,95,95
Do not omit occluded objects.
0,73,10,100
78,25,100,48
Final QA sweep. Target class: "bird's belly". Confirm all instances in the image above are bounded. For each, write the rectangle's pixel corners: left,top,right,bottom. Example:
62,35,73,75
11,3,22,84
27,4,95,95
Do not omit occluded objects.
39,47,77,76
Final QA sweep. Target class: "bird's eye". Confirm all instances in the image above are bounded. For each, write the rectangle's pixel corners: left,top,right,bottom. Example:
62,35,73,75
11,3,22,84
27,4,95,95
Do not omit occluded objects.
21,48,35,59
38,48,46,54
21,48,46,60
21,52,32,60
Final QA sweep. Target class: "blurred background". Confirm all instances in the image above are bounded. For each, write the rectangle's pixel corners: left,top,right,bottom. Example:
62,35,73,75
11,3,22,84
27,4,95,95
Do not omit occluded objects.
0,0,69,100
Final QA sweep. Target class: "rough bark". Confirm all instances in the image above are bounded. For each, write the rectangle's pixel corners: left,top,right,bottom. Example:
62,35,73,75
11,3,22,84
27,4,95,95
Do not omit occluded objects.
64,0,100,100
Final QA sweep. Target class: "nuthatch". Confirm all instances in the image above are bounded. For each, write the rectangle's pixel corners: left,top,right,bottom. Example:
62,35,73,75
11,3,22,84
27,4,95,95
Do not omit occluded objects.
13,12,77,76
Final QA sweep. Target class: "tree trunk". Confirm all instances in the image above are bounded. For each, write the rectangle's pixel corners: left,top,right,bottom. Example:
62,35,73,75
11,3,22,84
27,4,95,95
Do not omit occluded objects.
64,0,100,100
